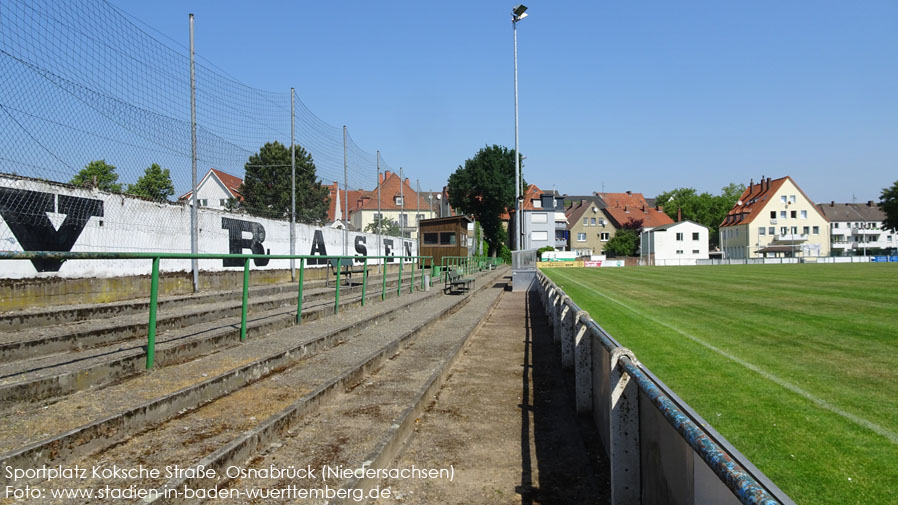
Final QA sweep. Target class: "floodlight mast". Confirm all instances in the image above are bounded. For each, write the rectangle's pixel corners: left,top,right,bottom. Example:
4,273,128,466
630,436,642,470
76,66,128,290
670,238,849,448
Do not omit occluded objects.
512,4,527,252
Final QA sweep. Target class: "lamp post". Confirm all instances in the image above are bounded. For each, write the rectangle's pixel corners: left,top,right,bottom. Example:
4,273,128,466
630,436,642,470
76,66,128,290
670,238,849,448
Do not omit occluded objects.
512,4,527,251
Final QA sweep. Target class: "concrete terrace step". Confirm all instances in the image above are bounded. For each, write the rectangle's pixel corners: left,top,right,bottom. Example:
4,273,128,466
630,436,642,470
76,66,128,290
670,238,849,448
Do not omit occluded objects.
0,274,427,407
0,268,509,501
0,271,407,360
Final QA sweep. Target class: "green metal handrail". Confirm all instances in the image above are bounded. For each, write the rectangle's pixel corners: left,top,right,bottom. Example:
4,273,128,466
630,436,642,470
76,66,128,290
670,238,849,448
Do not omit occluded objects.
0,251,433,370
439,256,505,282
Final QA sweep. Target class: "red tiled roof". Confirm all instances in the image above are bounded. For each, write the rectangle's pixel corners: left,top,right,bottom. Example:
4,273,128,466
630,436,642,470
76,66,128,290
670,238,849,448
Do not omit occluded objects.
720,176,828,227
600,192,673,229
501,184,543,219
352,171,423,212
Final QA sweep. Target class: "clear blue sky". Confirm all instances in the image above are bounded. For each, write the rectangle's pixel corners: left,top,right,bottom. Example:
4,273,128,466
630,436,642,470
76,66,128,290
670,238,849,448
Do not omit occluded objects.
112,0,897,203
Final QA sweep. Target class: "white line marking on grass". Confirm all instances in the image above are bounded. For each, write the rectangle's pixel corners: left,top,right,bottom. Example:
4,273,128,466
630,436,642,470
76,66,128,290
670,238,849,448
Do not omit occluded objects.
555,271,898,445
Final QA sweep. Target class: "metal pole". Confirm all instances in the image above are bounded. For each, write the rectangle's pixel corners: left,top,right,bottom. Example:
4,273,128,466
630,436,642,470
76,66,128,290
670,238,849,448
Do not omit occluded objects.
400,167,405,238
343,126,349,257
146,257,160,369
240,258,249,341
189,14,198,292
513,16,521,252
290,88,296,280
377,151,382,274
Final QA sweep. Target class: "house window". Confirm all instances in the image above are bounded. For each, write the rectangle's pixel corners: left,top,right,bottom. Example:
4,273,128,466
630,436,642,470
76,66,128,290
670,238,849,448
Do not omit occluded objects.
791,226,798,235
692,232,699,240
781,196,787,203
600,232,610,241
692,250,699,254
532,213,548,224
790,210,797,219
423,232,439,245
759,228,766,236
789,195,797,203
220,199,227,207
394,196,403,206
780,226,787,235
812,226,820,235
676,232,684,241
834,222,839,228
532,199,542,208
577,232,586,242
590,217,596,226
768,227,775,235
802,226,810,235
599,218,605,226
780,210,787,219
583,218,588,226
531,231,548,241
770,211,776,219
676,250,683,254
439,232,456,245
416,214,425,223
800,210,807,219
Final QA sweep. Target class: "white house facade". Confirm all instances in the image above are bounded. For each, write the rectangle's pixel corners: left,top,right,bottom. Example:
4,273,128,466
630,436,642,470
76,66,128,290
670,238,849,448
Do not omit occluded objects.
641,220,709,266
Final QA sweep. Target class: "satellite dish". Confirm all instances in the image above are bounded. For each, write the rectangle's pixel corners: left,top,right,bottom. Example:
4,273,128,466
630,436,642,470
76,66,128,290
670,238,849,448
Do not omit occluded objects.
737,200,743,206
592,207,597,213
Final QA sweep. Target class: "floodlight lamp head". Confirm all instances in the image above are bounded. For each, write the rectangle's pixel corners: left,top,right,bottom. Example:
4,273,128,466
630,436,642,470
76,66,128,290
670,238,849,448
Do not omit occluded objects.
512,4,528,21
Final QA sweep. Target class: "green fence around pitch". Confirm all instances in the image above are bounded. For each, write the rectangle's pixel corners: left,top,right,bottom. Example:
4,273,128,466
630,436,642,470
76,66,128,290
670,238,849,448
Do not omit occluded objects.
0,251,435,370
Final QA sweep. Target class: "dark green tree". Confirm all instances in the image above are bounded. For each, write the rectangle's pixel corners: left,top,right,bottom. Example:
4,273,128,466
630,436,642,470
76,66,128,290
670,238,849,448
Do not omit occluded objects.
448,145,523,256
655,183,745,248
880,180,898,233
364,215,400,236
70,160,122,193
127,163,174,202
604,228,639,257
240,141,329,223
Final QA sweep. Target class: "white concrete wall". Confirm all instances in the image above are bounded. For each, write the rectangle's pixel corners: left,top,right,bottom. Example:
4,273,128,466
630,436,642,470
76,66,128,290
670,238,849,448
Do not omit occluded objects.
0,176,416,279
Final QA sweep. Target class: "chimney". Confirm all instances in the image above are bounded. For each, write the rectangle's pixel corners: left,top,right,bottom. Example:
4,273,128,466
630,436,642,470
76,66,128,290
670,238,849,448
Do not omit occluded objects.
626,190,632,196
766,177,771,188
677,208,682,222
379,172,384,183
624,205,629,213
405,177,410,187
868,200,874,207
750,178,754,190
831,201,834,207
383,170,390,182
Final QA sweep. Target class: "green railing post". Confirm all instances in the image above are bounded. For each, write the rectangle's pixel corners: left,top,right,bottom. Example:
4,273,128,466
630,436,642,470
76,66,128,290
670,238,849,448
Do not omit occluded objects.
421,258,426,290
146,256,160,369
295,257,305,324
397,257,403,297
362,258,368,306
240,258,249,341
381,257,387,301
335,258,342,314
410,256,415,293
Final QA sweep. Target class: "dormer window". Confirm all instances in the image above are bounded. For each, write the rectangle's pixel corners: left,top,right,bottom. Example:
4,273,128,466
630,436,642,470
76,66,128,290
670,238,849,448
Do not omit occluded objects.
394,196,403,206
532,199,542,208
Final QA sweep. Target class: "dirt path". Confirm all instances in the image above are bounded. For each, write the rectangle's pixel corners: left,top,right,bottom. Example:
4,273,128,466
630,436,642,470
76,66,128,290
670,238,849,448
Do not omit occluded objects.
375,289,609,505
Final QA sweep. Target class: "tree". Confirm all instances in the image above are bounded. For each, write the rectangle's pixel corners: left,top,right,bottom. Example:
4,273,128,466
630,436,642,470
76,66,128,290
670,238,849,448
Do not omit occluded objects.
127,163,174,202
70,160,122,193
880,180,898,233
240,141,329,223
448,145,523,256
655,183,745,248
604,228,639,257
364,215,400,236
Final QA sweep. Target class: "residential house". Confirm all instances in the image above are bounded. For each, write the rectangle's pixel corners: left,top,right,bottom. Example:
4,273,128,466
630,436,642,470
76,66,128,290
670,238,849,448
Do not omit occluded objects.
600,191,674,232
720,176,830,258
566,199,615,256
641,220,710,265
508,185,567,251
345,170,436,240
178,168,243,210
816,201,896,256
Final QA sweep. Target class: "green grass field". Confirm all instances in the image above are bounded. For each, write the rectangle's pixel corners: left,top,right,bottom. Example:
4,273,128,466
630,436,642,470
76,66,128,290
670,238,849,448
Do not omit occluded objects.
543,264,898,505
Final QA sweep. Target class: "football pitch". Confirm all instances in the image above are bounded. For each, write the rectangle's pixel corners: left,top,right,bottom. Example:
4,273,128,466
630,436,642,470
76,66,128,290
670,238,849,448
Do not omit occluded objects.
543,263,898,505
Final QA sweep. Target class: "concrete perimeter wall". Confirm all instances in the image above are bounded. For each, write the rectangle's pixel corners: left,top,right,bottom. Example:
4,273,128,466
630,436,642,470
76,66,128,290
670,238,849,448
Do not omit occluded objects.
0,174,416,280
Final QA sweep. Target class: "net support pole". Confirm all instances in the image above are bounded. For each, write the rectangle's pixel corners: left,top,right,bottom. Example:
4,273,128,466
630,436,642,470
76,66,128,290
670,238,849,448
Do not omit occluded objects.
189,13,198,292
290,88,296,281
